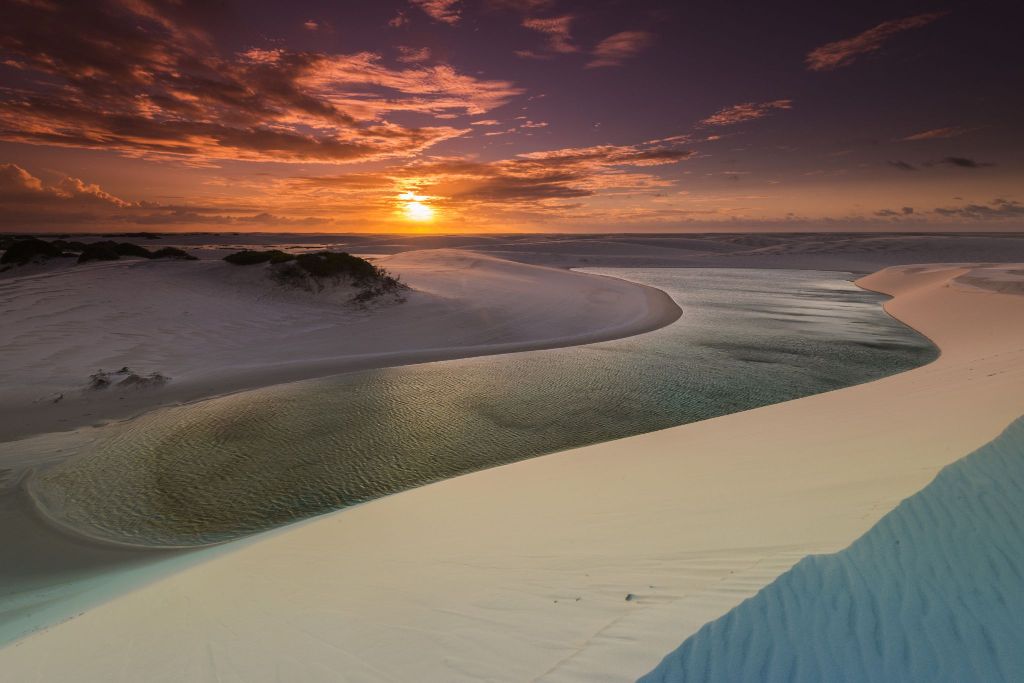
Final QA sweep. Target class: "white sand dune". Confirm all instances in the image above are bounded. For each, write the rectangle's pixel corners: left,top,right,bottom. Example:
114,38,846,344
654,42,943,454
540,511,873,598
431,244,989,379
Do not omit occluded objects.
0,248,679,442
0,263,1020,681
642,415,1024,682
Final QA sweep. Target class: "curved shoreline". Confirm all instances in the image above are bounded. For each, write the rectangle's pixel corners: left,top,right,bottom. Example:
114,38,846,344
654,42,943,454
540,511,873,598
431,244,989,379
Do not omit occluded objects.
1,264,1021,683
0,250,682,444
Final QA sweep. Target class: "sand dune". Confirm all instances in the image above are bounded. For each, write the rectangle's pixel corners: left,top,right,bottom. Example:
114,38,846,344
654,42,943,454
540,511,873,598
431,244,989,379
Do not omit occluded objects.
642,416,1024,682
0,263,1020,681
0,249,679,442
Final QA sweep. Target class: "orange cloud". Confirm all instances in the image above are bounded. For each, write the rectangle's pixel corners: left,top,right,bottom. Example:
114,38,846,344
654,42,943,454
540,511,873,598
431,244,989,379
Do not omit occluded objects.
410,0,461,25
806,12,949,71
396,46,432,63
700,100,793,126
0,1,522,164
522,15,576,54
587,31,654,68
900,126,971,141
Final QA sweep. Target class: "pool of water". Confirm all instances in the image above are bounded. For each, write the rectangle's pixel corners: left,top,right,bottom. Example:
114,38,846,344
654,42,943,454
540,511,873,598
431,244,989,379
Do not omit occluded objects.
29,268,937,547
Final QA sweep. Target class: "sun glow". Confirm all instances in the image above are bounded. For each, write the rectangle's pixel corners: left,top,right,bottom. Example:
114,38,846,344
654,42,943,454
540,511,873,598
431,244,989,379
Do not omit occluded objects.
399,191,435,222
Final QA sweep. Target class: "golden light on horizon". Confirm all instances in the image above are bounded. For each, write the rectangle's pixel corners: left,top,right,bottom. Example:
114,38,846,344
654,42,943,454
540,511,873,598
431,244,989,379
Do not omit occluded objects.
399,191,435,222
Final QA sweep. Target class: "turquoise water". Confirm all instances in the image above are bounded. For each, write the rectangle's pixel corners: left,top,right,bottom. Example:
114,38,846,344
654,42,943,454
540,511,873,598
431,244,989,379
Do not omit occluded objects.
29,268,937,547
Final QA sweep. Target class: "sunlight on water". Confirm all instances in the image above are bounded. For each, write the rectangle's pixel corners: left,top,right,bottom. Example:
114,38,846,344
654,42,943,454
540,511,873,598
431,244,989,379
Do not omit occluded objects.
30,269,936,546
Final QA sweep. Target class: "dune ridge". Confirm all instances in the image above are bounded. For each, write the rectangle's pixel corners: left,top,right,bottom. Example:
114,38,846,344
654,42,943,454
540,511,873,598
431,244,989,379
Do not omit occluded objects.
642,415,1024,682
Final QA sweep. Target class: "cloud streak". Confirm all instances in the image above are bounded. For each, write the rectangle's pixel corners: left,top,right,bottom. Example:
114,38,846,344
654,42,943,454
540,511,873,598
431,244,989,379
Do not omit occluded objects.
522,15,576,54
700,100,792,126
901,126,971,141
931,156,995,169
805,12,948,71
410,0,461,25
587,31,654,68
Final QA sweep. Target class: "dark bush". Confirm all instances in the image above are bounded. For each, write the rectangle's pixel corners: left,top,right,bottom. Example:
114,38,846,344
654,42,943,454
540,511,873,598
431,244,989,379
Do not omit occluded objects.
224,249,295,265
270,261,315,291
1,238,64,264
151,246,197,260
78,241,121,263
114,242,154,258
117,232,162,240
295,251,377,281
50,239,87,253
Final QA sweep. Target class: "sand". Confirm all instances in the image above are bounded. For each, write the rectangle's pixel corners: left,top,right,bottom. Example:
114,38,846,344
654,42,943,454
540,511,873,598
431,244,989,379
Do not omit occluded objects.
0,248,680,442
0,261,1020,681
642,416,1024,682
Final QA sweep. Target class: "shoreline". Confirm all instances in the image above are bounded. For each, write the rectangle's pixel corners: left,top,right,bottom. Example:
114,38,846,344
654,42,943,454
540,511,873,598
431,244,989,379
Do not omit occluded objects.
0,262,1021,682
15,266,921,553
0,249,682,444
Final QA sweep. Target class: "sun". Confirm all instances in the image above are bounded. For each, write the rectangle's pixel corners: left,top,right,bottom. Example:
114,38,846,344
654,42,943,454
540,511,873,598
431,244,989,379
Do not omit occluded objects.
399,191,435,222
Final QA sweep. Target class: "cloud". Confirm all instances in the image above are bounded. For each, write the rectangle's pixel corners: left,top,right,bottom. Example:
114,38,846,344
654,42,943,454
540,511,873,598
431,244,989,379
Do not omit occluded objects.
887,160,917,171
513,49,548,60
900,126,971,141
933,198,1024,220
0,1,523,163
0,162,344,228
700,100,793,126
488,0,553,11
410,0,461,25
805,12,948,71
932,156,995,169
388,11,410,27
875,206,915,217
470,119,501,126
522,15,576,54
0,163,129,207
586,30,654,68
396,46,432,63
287,137,695,221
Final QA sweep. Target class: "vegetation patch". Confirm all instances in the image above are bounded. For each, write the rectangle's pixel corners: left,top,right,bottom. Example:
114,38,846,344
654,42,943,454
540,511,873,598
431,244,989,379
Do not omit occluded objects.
88,367,170,390
0,238,65,265
77,241,123,263
223,249,296,265
0,237,196,265
243,249,409,303
151,246,198,260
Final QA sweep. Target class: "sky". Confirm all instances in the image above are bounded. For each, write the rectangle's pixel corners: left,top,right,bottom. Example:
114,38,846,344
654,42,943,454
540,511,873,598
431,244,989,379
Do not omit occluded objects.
0,0,1021,233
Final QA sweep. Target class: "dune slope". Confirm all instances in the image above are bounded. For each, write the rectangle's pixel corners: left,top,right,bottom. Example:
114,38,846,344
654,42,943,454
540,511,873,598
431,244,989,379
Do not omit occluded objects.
642,416,1024,682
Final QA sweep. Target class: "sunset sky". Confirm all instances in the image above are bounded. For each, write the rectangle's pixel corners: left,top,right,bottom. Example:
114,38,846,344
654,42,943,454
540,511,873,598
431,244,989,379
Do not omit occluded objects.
0,0,1021,233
